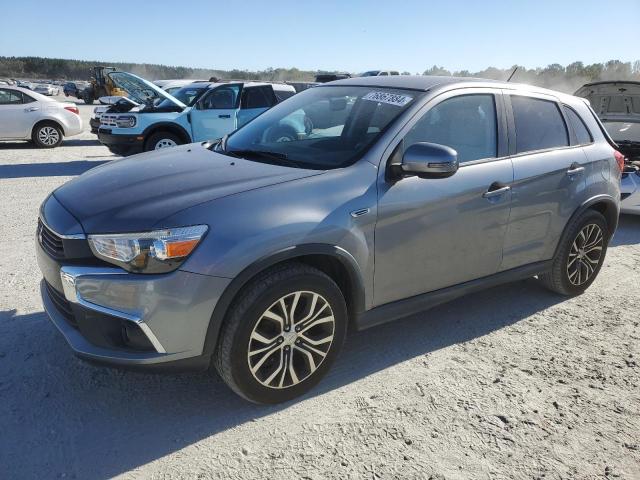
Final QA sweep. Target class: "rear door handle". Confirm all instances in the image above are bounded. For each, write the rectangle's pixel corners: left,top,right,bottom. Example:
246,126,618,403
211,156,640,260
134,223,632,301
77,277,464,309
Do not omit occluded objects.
218,114,231,119
567,163,585,176
25,107,39,112
482,182,511,199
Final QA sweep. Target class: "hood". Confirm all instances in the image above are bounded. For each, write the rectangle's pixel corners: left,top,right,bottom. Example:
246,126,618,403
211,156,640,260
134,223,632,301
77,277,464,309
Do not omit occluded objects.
574,81,640,123
107,72,186,110
52,144,323,233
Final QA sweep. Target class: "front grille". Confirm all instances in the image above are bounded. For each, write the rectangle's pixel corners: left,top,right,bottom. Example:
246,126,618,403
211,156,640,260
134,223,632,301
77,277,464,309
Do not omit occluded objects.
100,114,118,127
45,281,78,328
38,219,65,258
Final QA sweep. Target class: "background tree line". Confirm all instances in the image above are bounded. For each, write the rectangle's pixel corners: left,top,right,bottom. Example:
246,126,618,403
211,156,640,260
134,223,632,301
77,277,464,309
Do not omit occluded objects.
1,56,639,93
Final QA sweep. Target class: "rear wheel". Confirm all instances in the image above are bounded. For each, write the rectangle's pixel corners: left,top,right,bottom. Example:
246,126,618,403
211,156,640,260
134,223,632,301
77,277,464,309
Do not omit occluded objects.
145,131,182,151
214,263,348,404
32,122,63,148
539,210,609,295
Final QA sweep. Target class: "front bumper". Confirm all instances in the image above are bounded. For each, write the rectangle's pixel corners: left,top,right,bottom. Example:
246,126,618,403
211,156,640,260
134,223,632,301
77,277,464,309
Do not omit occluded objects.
37,234,231,367
97,128,144,156
89,117,100,134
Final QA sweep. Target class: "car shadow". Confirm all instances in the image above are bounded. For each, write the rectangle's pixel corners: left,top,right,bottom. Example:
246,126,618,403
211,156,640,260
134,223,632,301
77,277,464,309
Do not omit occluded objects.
0,278,564,479
0,138,102,149
0,160,109,179
610,214,640,246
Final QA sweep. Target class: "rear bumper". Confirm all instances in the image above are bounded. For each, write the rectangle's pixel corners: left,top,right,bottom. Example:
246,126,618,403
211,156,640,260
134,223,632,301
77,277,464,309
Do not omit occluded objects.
37,238,231,368
97,128,144,155
63,115,83,137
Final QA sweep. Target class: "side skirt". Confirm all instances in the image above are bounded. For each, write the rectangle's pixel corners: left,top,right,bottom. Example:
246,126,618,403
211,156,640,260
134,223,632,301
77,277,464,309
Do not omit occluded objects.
355,261,552,331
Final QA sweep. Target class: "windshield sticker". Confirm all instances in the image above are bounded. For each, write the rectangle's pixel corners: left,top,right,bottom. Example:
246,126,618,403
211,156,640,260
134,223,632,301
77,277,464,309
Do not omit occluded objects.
362,91,413,107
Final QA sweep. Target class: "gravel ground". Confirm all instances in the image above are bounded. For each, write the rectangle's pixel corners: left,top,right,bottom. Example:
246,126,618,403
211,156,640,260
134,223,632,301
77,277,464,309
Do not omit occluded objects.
1,98,639,480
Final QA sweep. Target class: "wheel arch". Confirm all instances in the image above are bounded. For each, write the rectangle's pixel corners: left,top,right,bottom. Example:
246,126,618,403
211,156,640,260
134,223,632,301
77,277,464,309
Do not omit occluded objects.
31,118,66,137
553,194,619,259
142,122,192,147
201,244,366,359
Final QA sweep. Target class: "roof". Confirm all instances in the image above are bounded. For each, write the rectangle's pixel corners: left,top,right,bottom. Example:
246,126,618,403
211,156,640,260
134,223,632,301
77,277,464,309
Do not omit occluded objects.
327,75,500,91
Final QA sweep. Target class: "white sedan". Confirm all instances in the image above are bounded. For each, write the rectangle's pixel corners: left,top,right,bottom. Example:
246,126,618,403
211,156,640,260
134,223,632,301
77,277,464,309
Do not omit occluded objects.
0,87,83,148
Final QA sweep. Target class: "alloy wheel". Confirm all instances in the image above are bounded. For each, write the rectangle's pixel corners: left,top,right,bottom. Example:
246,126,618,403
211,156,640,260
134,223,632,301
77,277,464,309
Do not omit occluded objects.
567,223,604,286
38,126,60,146
247,291,335,389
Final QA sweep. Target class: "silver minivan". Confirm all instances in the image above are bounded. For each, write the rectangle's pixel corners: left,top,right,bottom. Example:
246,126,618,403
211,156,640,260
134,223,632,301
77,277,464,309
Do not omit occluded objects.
37,76,622,403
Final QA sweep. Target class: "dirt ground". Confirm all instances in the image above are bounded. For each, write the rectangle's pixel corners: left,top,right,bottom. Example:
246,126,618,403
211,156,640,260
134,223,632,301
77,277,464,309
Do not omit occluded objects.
1,97,639,480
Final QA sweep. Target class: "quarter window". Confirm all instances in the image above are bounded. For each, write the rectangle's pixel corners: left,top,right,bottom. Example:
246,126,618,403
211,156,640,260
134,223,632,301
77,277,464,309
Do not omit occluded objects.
563,105,593,145
511,96,568,153
403,94,498,163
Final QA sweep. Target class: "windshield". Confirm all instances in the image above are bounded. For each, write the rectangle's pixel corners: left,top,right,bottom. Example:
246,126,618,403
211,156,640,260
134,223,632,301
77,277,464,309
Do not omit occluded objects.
222,86,420,170
156,86,206,108
361,71,381,77
602,121,640,143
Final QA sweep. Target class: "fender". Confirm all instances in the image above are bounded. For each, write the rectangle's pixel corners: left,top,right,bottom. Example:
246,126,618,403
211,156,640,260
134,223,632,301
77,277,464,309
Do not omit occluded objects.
142,122,192,144
553,194,619,259
200,243,366,357
30,116,66,137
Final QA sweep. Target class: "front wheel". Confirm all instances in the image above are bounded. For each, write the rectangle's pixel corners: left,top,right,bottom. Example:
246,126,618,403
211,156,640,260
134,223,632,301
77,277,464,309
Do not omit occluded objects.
145,131,182,151
214,263,348,404
539,210,609,295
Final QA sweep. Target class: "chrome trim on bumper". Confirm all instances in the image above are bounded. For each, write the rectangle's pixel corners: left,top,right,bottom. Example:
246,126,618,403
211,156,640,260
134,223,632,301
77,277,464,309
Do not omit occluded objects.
59,266,166,354
38,214,86,240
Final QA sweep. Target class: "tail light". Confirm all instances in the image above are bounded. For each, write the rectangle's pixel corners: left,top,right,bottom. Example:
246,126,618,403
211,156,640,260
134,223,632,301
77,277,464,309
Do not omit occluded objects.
614,150,625,172
64,106,79,115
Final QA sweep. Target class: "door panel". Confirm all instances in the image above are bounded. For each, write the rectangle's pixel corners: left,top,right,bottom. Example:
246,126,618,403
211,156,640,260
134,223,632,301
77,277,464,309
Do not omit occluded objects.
375,160,513,306
0,89,34,138
374,90,511,307
500,94,589,270
190,84,241,141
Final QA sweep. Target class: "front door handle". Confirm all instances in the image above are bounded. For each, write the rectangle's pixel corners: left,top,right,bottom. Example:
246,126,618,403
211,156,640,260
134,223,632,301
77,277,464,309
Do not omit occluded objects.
567,162,585,176
218,114,231,119
482,182,511,199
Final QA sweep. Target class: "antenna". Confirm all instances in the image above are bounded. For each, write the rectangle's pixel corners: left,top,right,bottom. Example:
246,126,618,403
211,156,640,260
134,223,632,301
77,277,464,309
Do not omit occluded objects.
507,67,518,82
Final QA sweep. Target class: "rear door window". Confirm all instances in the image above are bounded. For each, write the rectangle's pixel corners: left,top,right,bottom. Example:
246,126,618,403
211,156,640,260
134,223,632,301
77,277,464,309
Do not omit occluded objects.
241,86,276,109
563,105,593,145
511,96,568,153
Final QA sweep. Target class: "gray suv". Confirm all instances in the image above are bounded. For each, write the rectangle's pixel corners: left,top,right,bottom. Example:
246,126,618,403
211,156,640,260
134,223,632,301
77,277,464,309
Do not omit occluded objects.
37,76,622,403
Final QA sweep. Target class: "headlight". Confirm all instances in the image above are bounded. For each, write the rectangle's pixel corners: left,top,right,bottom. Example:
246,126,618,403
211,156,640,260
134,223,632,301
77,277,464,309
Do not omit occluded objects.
88,225,208,273
115,115,137,128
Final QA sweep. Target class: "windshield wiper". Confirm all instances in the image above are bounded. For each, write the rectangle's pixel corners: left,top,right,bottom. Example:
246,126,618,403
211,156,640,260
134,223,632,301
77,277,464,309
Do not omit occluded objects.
226,149,299,167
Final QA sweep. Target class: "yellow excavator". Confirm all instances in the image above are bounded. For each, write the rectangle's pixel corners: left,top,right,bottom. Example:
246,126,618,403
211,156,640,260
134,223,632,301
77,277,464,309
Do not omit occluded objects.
81,66,128,104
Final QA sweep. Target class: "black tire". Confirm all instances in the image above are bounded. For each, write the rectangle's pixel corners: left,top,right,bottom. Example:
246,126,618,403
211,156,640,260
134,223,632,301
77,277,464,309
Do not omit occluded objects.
32,121,63,148
539,209,609,296
214,262,348,404
144,131,183,152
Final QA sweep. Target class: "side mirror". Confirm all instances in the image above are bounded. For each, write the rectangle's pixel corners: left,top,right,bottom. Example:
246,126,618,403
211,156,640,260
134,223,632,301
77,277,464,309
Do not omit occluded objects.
399,142,458,179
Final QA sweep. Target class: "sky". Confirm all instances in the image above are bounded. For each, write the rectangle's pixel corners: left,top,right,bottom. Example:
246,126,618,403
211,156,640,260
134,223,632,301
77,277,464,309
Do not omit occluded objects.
1,0,638,73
